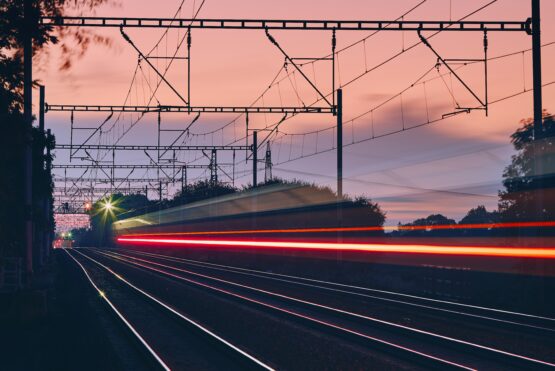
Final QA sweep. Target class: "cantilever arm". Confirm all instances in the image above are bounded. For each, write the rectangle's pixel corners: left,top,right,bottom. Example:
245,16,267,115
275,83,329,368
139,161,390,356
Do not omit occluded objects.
417,29,485,108
265,28,332,107
120,26,189,105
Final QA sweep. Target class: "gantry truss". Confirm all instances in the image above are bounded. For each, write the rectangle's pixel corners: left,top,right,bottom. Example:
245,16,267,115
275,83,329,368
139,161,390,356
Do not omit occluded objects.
55,144,252,151
53,164,212,169
54,177,175,183
43,10,539,214
38,16,531,33
45,104,333,114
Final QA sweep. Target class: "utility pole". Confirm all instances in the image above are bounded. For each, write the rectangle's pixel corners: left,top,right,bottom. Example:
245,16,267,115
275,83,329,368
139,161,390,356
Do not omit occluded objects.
23,0,34,278
181,166,187,194
264,142,272,182
187,28,191,107
532,0,543,140
532,0,543,219
39,86,45,135
39,86,46,265
336,89,343,198
111,148,115,190
45,130,52,258
252,131,258,187
210,149,218,185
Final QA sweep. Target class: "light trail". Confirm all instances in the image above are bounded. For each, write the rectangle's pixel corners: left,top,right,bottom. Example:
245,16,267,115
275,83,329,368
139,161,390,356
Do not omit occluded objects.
117,237,555,259
71,249,275,371
96,249,555,369
113,248,555,332
119,221,555,236
92,249,475,370
61,248,171,371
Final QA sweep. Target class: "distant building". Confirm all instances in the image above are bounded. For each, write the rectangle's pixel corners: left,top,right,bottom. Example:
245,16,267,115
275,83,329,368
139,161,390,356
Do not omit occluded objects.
54,213,91,234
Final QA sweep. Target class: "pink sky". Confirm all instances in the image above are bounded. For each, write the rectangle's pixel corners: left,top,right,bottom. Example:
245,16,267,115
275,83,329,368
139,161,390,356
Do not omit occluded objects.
37,0,555,225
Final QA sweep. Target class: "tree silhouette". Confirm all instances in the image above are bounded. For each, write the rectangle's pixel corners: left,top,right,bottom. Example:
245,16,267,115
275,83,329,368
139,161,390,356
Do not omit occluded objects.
406,214,456,226
499,112,555,221
459,205,499,225
1,0,114,259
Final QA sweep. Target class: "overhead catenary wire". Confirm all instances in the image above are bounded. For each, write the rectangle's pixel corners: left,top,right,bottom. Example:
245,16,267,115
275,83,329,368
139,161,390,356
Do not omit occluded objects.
269,38,555,143
272,79,555,167
187,0,501,171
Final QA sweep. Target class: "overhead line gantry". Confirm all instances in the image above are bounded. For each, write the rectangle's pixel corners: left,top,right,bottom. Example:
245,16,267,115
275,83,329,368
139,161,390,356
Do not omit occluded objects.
41,10,540,200
55,144,252,151
38,17,530,33
45,105,333,114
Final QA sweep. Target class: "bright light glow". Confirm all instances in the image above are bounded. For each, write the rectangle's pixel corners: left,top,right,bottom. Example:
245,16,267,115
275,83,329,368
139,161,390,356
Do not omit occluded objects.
96,197,121,221
117,237,555,259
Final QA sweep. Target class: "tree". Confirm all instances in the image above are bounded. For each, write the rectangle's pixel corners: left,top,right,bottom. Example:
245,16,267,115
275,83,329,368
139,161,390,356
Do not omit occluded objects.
395,214,456,237
352,196,386,227
0,0,114,261
406,214,456,227
172,180,238,206
459,205,499,225
499,112,555,221
1,1,114,110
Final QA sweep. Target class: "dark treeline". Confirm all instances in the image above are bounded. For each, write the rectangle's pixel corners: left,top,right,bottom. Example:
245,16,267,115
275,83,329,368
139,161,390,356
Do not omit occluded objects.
1,0,114,284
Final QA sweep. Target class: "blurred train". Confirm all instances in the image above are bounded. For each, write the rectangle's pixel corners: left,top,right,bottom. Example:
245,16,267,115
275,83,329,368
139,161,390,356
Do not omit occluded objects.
112,183,384,239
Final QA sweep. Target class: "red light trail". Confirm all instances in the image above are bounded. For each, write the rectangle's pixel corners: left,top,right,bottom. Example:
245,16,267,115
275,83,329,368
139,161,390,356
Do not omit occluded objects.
117,237,555,259
119,221,555,237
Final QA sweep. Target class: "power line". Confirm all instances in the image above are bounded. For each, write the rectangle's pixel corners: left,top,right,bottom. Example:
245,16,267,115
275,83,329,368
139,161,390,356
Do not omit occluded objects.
273,79,555,166
241,0,503,149
189,0,502,170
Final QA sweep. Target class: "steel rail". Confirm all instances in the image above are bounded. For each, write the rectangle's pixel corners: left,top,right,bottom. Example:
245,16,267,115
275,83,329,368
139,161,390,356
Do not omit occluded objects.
116,249,555,333
97,249,555,369
61,249,171,370
89,249,473,370
71,248,275,370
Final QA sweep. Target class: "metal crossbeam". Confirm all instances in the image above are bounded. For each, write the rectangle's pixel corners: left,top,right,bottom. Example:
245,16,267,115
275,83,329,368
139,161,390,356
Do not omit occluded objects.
38,17,530,33
52,164,210,169
54,177,174,183
54,187,145,193
55,144,252,151
45,104,332,114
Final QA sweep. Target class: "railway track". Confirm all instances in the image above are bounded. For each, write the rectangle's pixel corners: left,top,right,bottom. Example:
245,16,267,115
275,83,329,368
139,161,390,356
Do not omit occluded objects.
77,247,555,370
116,248,555,334
62,248,274,370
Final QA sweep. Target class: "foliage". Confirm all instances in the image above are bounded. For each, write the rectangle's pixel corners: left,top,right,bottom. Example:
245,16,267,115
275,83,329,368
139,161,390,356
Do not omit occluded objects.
392,214,456,237
171,180,238,206
498,112,555,221
405,214,456,227
459,205,499,225
1,0,114,259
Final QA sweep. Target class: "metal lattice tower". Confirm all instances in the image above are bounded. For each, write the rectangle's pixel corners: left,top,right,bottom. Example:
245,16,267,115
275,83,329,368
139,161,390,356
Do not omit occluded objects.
210,149,218,185
265,142,272,183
